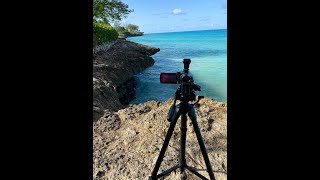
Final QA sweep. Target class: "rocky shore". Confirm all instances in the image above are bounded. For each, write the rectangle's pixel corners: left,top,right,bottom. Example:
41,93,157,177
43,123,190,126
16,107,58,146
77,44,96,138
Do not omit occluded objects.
93,39,227,180
93,98,227,180
118,33,143,40
93,39,160,121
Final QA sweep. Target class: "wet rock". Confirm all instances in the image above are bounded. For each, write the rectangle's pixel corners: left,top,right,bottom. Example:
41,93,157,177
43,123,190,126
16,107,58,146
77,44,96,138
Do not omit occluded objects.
93,40,160,121
117,77,137,105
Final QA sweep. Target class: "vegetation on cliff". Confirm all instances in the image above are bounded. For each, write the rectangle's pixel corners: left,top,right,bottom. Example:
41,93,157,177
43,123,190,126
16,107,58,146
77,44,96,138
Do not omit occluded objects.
93,0,144,46
93,0,132,45
93,22,119,46
114,22,144,37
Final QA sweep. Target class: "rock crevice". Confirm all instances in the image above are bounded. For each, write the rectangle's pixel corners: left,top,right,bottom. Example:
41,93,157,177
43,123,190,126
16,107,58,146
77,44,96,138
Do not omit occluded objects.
93,39,227,180
93,39,160,121
93,98,227,180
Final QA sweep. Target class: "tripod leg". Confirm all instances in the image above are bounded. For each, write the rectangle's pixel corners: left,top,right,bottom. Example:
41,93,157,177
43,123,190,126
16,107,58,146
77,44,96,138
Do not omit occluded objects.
149,110,181,179
179,113,187,173
187,106,216,180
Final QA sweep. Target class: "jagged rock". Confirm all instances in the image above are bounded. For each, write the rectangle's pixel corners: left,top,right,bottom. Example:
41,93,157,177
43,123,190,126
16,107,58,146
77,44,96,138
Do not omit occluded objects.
93,38,226,180
117,77,137,105
93,40,160,121
93,98,227,180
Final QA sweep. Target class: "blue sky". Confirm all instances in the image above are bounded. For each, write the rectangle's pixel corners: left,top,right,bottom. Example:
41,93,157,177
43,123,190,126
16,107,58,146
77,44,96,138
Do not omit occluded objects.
118,0,227,34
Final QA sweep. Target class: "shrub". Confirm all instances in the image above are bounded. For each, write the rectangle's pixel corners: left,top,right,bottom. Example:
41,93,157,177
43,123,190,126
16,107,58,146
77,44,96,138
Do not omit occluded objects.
93,22,119,47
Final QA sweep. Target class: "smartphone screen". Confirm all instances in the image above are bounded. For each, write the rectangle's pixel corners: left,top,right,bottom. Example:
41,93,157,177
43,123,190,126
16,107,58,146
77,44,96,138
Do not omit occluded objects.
160,73,177,84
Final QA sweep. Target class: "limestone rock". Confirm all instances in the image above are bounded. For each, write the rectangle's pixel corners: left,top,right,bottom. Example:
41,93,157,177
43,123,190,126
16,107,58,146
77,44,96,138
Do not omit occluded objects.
93,98,227,180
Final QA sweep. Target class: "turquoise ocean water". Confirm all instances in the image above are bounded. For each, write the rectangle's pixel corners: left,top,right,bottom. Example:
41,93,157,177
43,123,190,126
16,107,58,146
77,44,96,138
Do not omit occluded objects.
128,29,227,103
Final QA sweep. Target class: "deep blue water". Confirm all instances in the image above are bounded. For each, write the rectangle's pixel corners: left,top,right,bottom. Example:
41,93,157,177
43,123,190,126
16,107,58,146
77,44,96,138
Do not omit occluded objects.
128,29,227,103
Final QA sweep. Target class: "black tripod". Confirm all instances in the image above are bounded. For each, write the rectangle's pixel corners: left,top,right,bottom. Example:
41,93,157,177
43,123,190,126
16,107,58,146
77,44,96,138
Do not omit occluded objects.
149,93,216,180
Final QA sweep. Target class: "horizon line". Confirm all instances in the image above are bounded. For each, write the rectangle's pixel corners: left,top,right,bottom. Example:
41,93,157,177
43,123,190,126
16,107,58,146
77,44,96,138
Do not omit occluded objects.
143,28,227,35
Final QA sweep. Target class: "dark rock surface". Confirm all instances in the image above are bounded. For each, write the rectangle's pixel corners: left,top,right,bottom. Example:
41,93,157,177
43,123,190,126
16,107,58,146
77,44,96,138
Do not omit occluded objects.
93,39,160,121
117,77,137,105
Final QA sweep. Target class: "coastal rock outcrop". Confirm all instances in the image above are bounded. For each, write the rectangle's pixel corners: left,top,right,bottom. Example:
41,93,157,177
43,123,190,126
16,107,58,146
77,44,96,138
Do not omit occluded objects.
93,40,160,121
93,39,227,180
93,98,227,180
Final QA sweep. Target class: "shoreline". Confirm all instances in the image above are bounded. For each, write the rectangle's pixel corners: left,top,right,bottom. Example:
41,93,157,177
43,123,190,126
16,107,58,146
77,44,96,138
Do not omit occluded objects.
118,33,143,40
93,39,227,179
93,38,227,120
93,39,160,121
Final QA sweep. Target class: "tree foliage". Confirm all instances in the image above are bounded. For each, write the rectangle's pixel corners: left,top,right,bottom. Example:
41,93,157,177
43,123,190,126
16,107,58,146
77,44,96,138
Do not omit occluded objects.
113,22,143,35
113,22,126,34
93,22,119,46
93,0,133,24
126,24,139,33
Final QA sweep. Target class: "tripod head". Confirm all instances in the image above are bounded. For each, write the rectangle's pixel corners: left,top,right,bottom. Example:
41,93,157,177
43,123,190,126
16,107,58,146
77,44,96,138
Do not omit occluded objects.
160,58,202,102
183,58,191,71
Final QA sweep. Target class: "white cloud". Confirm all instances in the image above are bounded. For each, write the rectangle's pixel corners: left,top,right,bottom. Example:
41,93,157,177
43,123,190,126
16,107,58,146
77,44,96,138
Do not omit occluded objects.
173,8,183,15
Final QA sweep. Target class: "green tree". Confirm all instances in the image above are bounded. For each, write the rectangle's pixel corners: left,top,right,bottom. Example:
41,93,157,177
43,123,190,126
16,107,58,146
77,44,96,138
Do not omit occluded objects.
113,22,127,34
93,0,133,24
125,24,139,33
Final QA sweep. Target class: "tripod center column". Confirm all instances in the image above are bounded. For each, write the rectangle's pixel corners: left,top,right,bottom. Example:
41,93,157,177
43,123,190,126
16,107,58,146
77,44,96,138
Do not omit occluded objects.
179,112,188,172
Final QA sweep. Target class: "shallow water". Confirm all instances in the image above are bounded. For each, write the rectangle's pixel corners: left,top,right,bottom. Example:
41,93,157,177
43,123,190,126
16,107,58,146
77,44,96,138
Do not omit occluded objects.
128,29,227,103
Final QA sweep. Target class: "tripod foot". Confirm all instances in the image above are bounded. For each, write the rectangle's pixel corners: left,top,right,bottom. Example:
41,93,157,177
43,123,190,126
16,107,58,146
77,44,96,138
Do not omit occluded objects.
180,172,187,180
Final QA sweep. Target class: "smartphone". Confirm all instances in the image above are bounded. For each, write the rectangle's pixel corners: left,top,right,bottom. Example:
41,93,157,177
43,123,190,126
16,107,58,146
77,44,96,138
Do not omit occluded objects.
160,73,178,84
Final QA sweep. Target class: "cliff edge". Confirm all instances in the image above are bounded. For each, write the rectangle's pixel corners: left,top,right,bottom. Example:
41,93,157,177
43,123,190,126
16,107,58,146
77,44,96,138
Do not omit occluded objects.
93,39,160,121
93,39,227,180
